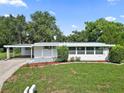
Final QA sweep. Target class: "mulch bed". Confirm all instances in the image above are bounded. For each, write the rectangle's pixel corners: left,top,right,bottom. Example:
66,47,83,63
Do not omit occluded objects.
23,62,61,67
23,60,109,67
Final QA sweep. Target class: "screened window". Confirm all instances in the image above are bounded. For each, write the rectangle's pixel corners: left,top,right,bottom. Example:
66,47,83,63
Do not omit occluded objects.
69,47,76,54
44,46,52,49
77,47,85,54
25,48,30,50
95,47,103,54
86,47,94,54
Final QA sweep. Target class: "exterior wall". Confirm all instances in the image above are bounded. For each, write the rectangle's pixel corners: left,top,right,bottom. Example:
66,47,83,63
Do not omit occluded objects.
34,46,57,58
21,48,31,56
33,46,110,62
68,48,109,61
34,46,42,58
33,46,57,62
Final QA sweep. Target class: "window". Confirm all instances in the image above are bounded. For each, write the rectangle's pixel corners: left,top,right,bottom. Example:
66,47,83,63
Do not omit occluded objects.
77,47,85,54
25,48,30,50
44,46,56,49
86,47,94,54
44,46,52,49
69,47,76,54
95,47,103,54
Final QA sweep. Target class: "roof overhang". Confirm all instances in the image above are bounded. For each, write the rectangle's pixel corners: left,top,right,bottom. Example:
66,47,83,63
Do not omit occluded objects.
3,42,115,48
33,42,115,47
4,44,33,48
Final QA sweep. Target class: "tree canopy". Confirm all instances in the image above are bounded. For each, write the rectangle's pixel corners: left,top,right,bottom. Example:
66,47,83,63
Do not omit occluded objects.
0,11,65,47
85,18,124,44
67,18,124,45
0,15,26,47
26,11,64,43
0,11,124,48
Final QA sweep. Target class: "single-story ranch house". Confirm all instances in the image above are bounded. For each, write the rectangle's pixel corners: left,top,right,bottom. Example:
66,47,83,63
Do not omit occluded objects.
4,42,114,62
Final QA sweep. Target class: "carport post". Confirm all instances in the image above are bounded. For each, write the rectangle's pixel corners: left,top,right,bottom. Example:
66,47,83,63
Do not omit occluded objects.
13,48,15,57
31,47,33,59
7,47,10,59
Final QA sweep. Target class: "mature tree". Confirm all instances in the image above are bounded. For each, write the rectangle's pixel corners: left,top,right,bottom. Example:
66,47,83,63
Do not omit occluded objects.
85,18,124,44
15,15,26,44
67,18,124,44
26,11,64,43
0,14,26,47
0,11,65,47
1,12,124,48
67,30,88,42
0,15,16,46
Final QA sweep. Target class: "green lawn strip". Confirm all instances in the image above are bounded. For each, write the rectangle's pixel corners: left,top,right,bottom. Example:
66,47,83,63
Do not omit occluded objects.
2,63,124,93
0,52,21,60
0,52,6,60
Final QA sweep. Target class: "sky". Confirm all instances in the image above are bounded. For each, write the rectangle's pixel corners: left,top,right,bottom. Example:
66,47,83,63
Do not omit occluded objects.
0,0,124,35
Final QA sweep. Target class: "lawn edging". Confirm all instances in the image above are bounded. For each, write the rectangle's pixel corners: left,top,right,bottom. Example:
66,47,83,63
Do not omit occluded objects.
23,61,112,67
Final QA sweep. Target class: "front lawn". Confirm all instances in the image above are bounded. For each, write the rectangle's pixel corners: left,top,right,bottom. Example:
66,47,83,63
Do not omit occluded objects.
0,52,6,60
1,63,124,93
0,52,21,60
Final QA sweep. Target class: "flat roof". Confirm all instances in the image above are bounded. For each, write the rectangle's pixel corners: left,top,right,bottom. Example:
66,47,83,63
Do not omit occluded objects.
4,44,33,48
34,42,115,47
4,42,115,48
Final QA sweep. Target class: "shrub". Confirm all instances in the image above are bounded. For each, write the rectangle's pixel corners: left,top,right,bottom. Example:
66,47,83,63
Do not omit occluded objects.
75,57,81,62
69,57,81,62
120,60,124,63
56,46,69,62
70,57,75,62
109,45,124,64
0,48,4,52
14,48,21,53
55,58,65,62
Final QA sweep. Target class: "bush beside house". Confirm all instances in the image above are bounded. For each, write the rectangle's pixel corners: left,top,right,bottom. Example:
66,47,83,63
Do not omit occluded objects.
56,46,69,62
109,45,124,64
70,57,81,62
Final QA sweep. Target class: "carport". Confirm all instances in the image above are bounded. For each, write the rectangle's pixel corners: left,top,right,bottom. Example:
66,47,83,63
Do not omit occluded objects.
4,44,33,59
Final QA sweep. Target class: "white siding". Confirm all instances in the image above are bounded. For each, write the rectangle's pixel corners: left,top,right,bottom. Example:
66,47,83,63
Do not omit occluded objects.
68,48,110,61
34,46,110,62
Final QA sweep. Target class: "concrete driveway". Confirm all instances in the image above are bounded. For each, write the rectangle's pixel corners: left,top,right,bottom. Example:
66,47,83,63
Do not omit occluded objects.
0,58,31,92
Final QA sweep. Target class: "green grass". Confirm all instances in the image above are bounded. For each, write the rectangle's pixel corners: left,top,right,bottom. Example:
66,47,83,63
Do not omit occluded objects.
2,63,124,93
0,52,21,60
0,52,6,60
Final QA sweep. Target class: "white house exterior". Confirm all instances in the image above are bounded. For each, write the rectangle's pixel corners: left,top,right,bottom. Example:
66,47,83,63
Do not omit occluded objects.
4,42,114,62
